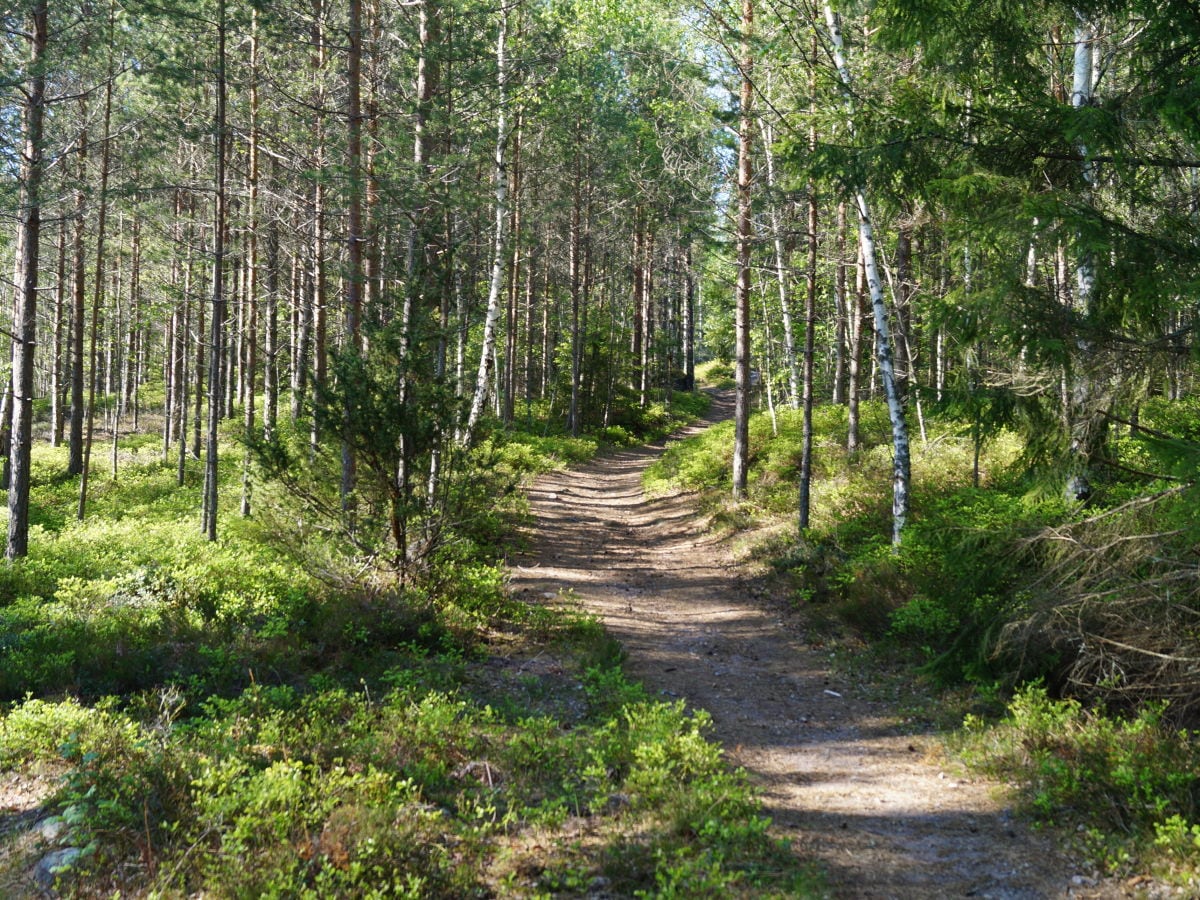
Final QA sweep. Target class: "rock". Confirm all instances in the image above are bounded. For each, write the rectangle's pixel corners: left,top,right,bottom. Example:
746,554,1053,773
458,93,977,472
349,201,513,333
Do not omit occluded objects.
34,847,83,893
35,816,67,844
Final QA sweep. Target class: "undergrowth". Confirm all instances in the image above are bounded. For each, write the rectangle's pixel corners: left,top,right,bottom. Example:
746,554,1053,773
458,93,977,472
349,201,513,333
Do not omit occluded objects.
956,685,1200,886
0,393,816,898
646,393,1200,886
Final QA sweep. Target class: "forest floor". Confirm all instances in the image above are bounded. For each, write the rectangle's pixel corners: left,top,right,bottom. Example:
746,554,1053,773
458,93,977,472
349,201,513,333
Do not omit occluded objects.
509,391,1170,899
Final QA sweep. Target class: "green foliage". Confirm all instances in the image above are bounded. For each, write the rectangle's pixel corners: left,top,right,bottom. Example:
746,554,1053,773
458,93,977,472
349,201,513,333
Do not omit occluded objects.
0,413,817,897
0,696,136,767
959,685,1200,876
696,360,734,389
0,651,816,897
646,400,1087,684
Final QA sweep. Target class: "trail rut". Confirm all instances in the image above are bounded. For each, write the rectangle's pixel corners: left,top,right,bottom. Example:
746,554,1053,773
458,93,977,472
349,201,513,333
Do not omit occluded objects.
509,392,1156,899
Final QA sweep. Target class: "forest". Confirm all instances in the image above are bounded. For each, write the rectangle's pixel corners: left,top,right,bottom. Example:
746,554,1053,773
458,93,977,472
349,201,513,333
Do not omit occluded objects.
2,0,1200,894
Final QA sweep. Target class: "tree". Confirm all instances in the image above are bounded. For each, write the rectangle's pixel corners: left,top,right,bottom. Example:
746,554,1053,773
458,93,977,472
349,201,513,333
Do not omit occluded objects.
340,0,365,510
75,0,117,522
731,0,754,501
201,0,228,542
822,2,911,544
461,3,510,447
7,0,48,560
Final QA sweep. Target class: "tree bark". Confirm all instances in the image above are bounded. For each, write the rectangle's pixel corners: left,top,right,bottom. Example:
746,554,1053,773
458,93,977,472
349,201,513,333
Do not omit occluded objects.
683,245,695,392
264,212,280,441
799,125,819,528
462,6,510,446
8,0,48,559
631,217,644,396
341,0,364,510
67,116,88,476
202,0,228,541
77,7,116,523
640,228,655,409
824,3,911,544
568,139,583,436
1065,13,1104,502
760,107,800,410
51,220,66,447
731,0,754,501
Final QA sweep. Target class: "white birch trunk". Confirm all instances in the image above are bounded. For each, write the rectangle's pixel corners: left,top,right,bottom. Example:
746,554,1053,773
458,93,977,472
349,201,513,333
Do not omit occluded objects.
731,0,754,500
1072,14,1097,311
824,2,911,545
461,7,510,446
1066,13,1102,501
759,112,800,409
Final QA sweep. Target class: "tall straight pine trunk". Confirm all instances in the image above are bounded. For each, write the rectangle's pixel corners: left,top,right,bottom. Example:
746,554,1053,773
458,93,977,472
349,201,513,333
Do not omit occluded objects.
201,0,228,541
76,6,116,523
8,1,48,559
341,0,365,511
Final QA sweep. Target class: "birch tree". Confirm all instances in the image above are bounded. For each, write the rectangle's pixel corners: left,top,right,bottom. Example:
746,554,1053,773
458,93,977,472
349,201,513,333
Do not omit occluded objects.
461,4,510,447
759,72,800,410
1064,12,1102,502
731,0,754,501
823,2,911,545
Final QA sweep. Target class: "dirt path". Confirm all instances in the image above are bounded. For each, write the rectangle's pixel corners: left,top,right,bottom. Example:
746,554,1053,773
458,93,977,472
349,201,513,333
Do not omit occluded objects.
509,393,1148,899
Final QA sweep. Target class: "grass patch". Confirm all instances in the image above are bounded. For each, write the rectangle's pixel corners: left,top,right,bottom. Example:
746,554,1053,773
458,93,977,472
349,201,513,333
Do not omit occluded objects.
0,416,819,897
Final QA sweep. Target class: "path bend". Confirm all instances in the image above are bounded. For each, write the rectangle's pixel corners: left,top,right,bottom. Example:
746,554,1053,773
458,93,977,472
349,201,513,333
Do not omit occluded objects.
510,393,1133,899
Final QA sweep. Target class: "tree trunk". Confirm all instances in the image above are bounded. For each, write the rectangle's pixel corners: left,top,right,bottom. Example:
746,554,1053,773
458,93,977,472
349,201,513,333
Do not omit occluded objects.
341,0,364,510
640,229,655,408
191,202,206,458
760,108,800,409
683,246,695,392
7,0,48,559
731,0,754,501
51,221,66,447
77,9,116,524
568,141,583,436
893,213,913,400
1065,13,1104,502
504,109,523,425
264,213,280,440
202,0,228,542
631,217,643,394
824,3,912,545
67,121,88,476
832,201,848,403
847,244,865,451
462,6,510,446
176,290,190,486
292,207,311,423
242,14,262,517
799,176,818,529
122,215,141,420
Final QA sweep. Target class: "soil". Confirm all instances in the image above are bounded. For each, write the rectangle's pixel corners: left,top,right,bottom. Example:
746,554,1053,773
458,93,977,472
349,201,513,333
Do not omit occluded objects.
508,391,1175,899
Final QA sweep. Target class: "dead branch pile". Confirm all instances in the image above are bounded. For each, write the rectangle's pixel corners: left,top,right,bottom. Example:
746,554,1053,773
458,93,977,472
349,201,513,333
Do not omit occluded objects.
997,486,1200,723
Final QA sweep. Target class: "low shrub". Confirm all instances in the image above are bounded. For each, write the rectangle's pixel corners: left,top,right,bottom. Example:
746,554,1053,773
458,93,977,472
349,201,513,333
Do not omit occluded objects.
958,685,1200,877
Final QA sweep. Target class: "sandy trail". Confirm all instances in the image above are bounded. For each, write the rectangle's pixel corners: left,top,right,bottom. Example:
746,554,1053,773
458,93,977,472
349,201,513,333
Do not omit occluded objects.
509,392,1141,899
